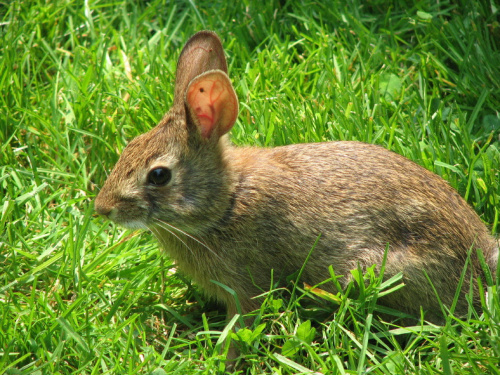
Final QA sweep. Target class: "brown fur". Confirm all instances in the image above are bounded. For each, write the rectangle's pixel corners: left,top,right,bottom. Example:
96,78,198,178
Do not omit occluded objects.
95,31,498,326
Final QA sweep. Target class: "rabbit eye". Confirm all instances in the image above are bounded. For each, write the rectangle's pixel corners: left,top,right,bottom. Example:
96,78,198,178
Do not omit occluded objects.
148,167,172,186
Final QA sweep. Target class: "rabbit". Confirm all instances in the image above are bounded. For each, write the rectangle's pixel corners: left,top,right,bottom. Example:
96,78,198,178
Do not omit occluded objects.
95,30,498,328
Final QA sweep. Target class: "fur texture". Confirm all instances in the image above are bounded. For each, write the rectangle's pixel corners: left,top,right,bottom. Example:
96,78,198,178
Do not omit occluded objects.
95,31,498,324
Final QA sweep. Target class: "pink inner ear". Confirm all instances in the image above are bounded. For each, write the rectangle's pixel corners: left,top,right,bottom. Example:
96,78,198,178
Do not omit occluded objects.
186,73,237,138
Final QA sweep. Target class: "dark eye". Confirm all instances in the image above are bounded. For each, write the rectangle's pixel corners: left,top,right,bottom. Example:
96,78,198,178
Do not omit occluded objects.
148,167,172,186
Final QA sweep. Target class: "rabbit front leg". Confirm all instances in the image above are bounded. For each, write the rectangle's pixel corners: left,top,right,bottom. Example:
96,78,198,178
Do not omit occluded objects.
222,295,260,364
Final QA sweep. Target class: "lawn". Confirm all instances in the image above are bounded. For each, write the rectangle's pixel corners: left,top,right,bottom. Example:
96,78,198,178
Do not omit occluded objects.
1,0,499,374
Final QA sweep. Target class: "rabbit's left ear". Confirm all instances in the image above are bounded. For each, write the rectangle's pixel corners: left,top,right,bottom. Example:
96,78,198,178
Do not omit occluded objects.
173,31,228,106
185,70,238,139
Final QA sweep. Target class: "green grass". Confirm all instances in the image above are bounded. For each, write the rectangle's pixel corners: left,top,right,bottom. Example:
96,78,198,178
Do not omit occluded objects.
1,0,499,373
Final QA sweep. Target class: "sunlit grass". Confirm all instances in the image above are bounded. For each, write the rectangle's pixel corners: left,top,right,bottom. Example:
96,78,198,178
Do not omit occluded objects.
1,0,499,373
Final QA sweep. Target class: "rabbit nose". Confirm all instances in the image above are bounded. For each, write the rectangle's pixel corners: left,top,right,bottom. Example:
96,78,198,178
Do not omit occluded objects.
95,206,110,217
94,201,113,217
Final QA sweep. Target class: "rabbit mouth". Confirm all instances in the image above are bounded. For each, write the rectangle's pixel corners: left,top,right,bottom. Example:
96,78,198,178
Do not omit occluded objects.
117,219,149,230
99,207,149,230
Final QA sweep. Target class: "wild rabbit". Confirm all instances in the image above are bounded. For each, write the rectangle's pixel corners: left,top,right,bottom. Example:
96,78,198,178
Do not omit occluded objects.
95,31,498,326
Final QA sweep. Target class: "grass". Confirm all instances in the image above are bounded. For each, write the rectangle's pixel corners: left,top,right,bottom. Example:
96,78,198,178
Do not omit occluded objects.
1,0,499,373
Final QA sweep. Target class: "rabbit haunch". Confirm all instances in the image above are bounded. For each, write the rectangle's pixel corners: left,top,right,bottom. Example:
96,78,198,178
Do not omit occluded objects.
95,30,498,324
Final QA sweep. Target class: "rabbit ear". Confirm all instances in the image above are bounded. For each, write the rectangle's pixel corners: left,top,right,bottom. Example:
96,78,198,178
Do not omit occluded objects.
174,31,228,105
185,70,238,139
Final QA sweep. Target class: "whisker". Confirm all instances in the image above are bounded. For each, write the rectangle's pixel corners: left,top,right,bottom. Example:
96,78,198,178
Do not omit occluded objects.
150,219,245,278
148,226,167,250
148,226,162,243
149,223,198,260
153,218,223,261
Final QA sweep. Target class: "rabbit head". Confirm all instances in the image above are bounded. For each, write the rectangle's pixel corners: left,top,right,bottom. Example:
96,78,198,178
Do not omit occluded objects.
95,31,238,234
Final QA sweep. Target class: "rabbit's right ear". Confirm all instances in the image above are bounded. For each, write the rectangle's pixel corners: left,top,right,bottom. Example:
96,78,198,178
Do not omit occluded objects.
173,31,228,105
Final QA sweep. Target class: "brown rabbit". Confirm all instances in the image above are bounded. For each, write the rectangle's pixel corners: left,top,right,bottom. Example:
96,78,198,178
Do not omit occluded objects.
95,31,498,327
